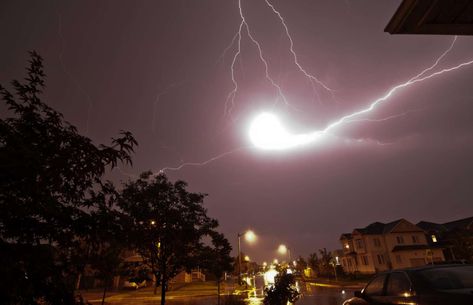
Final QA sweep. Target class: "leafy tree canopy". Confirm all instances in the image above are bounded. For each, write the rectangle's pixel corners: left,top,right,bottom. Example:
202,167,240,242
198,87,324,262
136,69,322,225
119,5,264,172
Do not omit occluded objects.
118,171,219,304
0,51,137,304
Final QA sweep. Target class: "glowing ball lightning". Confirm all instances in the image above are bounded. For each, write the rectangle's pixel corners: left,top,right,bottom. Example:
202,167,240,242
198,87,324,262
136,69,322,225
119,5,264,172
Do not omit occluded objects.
249,113,321,150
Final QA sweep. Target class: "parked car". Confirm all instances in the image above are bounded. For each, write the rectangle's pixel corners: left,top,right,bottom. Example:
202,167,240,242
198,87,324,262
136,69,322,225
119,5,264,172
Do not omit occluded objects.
123,279,147,289
343,264,473,305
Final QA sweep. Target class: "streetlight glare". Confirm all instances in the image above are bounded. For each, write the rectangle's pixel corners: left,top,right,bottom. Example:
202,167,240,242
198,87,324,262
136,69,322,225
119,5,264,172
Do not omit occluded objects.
245,230,256,243
244,255,250,262
278,244,288,254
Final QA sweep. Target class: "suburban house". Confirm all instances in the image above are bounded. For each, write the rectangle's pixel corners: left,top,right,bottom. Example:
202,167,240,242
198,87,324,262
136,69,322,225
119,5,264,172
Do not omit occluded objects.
417,216,473,262
339,219,445,274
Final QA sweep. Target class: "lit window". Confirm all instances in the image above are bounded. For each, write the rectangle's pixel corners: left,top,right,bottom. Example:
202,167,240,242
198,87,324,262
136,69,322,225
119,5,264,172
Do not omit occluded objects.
431,235,438,243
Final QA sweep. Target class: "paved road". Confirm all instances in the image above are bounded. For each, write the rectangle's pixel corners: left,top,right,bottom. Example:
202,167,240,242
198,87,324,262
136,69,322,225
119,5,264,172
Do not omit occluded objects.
80,279,357,305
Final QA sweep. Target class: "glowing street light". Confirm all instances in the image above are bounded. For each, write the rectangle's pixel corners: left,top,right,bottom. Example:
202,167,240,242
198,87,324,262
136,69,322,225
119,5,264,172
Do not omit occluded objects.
244,230,256,243
277,244,291,261
244,255,250,262
237,229,257,284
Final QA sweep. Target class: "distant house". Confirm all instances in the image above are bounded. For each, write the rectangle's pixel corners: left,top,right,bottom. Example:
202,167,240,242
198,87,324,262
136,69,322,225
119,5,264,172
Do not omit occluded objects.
417,216,473,262
339,219,445,274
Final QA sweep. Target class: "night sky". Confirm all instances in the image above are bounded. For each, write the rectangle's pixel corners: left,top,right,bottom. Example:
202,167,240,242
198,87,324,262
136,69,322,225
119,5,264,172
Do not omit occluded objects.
2,0,473,262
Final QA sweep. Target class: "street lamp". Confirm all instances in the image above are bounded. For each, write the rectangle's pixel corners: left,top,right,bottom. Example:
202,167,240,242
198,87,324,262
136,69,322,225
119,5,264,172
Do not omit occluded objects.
237,230,256,284
277,244,291,262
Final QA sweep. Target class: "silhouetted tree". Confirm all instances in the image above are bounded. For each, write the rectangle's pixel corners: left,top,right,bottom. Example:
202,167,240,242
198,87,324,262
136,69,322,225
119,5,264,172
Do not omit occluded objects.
86,189,130,305
0,51,137,304
294,256,307,275
201,232,233,305
118,172,218,305
318,248,334,278
263,270,300,305
307,252,320,276
448,229,473,262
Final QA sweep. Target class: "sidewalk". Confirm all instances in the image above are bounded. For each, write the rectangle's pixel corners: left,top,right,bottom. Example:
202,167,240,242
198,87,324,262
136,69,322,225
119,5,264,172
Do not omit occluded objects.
79,282,221,304
303,277,367,289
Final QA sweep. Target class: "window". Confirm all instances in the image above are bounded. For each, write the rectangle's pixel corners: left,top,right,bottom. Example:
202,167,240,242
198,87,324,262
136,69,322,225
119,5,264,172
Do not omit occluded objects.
356,239,364,249
431,235,438,243
377,254,385,265
364,274,387,296
396,236,404,244
412,235,419,244
362,256,369,265
386,272,411,296
373,238,381,247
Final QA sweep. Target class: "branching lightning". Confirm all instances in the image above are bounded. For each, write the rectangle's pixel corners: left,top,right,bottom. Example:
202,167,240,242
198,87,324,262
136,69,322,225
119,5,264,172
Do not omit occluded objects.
159,147,248,173
159,5,470,172
225,0,332,116
249,36,473,150
343,109,421,125
152,80,186,133
225,0,288,116
263,0,333,92
323,54,471,134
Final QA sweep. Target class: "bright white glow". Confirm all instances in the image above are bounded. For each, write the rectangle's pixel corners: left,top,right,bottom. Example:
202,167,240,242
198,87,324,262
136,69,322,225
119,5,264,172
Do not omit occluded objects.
245,230,256,243
249,113,321,150
248,38,473,152
264,267,278,286
278,244,288,255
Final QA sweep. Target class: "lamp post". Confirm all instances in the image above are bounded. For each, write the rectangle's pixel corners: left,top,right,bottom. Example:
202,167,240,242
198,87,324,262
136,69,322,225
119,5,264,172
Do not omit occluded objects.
278,244,291,262
237,230,256,284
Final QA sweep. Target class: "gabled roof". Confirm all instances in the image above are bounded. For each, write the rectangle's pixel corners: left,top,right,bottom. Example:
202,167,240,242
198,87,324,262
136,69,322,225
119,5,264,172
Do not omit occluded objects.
416,216,473,232
443,216,473,231
354,222,385,235
353,219,415,235
416,221,447,233
339,233,352,240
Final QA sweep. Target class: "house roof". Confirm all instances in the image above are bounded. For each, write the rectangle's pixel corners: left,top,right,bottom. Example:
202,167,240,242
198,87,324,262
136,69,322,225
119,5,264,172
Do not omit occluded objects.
354,222,386,235
385,0,473,35
443,216,473,231
416,221,447,233
339,233,353,240
416,216,473,232
353,219,413,235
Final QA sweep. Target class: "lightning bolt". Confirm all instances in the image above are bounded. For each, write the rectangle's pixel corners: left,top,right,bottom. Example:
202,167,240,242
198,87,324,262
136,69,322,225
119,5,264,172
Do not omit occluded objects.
152,80,186,133
156,8,468,173
408,36,457,82
225,0,291,116
344,109,422,125
225,0,333,117
159,147,248,173
263,0,333,92
322,57,473,134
